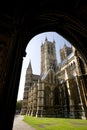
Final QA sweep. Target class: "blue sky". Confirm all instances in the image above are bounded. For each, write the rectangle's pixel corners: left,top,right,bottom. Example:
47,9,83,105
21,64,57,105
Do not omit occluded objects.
17,31,71,101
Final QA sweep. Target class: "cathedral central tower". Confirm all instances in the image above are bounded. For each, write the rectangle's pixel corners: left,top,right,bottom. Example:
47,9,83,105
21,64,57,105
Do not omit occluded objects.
41,37,57,75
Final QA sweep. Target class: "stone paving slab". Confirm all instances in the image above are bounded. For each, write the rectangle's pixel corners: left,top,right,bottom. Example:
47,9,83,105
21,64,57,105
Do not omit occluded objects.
12,115,35,130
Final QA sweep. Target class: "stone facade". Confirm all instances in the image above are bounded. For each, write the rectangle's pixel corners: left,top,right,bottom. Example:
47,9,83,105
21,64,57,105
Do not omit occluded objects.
21,38,87,119
57,46,87,119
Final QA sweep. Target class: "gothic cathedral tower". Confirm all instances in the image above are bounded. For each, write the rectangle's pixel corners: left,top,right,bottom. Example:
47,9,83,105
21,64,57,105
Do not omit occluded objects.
41,37,57,75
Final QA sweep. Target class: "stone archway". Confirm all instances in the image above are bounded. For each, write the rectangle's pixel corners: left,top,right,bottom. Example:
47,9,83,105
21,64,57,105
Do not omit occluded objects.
0,1,87,129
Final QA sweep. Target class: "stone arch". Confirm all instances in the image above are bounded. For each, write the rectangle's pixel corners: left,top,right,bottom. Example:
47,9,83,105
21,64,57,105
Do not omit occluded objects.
0,1,87,129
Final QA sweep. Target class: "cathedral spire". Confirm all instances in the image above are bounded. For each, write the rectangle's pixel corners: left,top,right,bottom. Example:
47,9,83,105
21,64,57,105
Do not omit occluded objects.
27,60,32,74
45,36,48,41
28,60,32,69
53,39,55,44
52,33,55,44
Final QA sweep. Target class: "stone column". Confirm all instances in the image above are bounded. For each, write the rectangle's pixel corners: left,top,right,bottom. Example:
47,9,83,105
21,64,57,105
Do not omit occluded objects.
31,84,37,116
65,68,75,118
75,56,87,119
75,76,86,119
41,82,45,117
36,80,44,117
50,87,53,106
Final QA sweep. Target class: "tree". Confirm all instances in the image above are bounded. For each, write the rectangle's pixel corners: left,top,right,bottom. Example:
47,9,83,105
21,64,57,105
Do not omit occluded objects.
16,100,22,114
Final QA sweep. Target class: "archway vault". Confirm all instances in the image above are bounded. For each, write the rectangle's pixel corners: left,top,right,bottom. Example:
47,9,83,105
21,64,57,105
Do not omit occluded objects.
0,0,87,129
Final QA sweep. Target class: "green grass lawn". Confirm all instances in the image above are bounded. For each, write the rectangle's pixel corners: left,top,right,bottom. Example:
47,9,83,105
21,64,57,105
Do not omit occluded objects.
23,115,87,130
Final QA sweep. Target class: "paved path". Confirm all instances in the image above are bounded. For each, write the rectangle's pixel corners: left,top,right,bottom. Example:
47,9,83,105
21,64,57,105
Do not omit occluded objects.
12,115,36,130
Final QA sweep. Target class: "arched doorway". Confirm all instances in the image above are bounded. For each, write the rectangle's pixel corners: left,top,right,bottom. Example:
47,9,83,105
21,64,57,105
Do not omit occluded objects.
53,87,59,105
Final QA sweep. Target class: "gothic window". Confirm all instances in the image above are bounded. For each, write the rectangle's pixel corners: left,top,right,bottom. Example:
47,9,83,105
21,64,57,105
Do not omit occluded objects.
44,87,51,106
70,62,76,70
53,87,59,105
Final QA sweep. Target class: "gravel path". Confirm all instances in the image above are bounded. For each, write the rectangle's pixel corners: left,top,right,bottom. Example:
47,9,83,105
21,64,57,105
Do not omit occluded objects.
12,115,36,130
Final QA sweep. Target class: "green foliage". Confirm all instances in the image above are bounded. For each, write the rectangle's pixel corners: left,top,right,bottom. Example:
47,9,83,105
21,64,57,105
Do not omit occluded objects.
16,100,22,111
23,116,87,130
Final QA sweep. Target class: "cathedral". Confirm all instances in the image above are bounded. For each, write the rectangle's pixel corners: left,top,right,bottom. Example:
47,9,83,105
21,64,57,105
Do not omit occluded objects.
21,37,87,119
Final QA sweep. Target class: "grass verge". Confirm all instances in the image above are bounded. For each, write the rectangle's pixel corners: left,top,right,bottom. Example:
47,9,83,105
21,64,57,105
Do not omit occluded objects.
23,115,87,130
